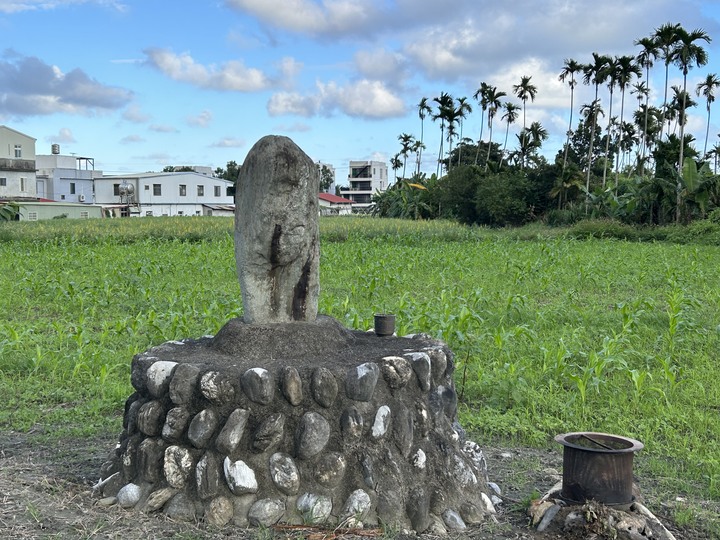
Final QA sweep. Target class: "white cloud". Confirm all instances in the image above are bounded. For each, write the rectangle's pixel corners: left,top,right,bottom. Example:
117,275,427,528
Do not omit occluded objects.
224,0,376,36
268,79,405,119
45,127,75,143
149,124,178,133
319,79,405,118
187,109,213,127
354,48,407,84
0,0,127,14
210,137,245,148
120,134,145,144
144,48,271,92
268,91,320,117
0,53,132,116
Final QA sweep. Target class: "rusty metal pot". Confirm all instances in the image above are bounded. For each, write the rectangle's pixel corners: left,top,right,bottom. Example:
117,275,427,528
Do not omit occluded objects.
555,431,644,505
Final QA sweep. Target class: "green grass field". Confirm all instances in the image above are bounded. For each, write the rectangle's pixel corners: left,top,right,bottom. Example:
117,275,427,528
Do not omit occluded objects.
1,216,718,531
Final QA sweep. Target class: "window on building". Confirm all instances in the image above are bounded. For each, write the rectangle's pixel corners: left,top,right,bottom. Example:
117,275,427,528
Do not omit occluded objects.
153,184,162,196
145,184,150,190
178,211,184,216
195,210,201,216
80,211,89,219
0,178,6,187
214,185,221,197
113,184,120,196
14,145,22,158
70,183,76,194
20,177,26,192
350,165,371,178
353,194,371,204
352,180,371,191
61,195,66,200
197,185,204,196
179,184,187,196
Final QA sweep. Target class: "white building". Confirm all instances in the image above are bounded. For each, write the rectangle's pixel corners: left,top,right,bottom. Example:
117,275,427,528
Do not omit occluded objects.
0,125,37,199
319,193,353,215
36,146,101,203
94,172,234,217
339,160,388,209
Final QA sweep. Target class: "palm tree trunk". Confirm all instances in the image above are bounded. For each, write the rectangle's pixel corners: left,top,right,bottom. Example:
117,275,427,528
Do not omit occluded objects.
602,89,614,188
677,72,688,223
562,84,574,174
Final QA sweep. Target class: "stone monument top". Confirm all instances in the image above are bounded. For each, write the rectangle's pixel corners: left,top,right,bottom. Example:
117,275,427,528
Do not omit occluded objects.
234,135,319,324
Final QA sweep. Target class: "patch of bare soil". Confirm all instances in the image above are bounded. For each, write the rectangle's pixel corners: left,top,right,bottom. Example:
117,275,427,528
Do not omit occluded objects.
0,428,712,539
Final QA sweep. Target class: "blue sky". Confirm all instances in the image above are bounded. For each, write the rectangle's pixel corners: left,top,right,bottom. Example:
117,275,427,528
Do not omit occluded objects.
2,0,720,181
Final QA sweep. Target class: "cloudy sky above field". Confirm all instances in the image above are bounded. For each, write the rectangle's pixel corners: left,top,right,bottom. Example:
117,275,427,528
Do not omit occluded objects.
2,0,720,179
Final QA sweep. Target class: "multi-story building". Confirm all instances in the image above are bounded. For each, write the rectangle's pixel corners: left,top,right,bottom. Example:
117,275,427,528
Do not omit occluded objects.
339,160,388,210
36,145,101,203
0,125,37,200
94,171,234,217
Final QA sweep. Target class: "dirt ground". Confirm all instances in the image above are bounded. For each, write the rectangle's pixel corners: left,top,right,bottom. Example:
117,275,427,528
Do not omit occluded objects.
0,428,714,539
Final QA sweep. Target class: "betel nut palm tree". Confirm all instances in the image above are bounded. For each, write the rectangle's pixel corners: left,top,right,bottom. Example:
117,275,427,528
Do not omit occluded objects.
473,82,491,165
654,22,682,138
614,55,642,187
512,75,537,169
483,86,507,171
432,92,454,177
499,102,520,169
634,35,658,169
695,73,720,158
582,53,611,194
417,97,432,175
671,25,711,222
454,96,473,167
559,58,582,174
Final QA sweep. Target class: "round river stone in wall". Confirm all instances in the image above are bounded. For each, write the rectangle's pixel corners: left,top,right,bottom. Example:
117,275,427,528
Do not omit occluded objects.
252,413,285,452
200,371,235,403
380,356,412,389
215,408,250,455
405,352,432,392
188,409,219,449
241,368,274,404
168,363,202,405
297,493,332,524
162,407,191,442
313,452,346,487
223,458,258,495
295,411,330,459
248,498,286,527
137,400,165,437
269,453,300,495
345,362,380,401
146,361,178,397
196,452,223,500
164,445,195,489
311,367,338,408
281,366,303,406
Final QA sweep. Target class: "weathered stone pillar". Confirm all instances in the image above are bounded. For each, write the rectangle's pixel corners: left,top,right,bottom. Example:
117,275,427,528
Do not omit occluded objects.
234,135,319,324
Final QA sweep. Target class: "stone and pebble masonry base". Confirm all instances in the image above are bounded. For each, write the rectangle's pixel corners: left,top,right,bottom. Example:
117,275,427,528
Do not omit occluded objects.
95,318,496,534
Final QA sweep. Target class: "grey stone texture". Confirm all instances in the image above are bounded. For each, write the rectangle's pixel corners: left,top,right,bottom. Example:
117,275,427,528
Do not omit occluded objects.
234,135,320,324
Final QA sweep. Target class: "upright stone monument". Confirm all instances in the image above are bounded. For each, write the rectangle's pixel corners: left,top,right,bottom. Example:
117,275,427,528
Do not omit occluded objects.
235,136,319,324
96,135,495,534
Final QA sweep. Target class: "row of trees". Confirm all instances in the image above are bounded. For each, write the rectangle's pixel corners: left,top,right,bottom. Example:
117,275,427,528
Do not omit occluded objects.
379,22,720,227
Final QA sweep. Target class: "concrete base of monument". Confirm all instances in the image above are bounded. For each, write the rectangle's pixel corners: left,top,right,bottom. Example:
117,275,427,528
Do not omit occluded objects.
95,316,495,533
